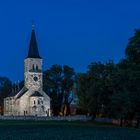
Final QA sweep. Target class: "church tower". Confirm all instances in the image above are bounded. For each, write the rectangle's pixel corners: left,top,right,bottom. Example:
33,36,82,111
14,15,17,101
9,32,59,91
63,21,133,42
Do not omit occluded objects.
4,27,50,116
24,29,43,90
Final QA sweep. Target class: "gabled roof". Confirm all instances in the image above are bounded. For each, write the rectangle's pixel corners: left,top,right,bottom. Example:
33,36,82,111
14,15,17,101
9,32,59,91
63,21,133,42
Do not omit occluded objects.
30,91,43,97
27,29,41,58
15,87,28,99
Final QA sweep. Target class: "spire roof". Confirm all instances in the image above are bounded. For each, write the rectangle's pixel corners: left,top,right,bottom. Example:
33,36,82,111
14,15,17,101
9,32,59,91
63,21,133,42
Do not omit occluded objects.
27,29,41,58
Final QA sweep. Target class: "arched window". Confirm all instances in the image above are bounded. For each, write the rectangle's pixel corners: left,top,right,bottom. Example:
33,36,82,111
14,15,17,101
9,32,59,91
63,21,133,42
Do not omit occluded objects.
36,65,38,71
38,100,40,104
34,100,35,105
32,64,35,70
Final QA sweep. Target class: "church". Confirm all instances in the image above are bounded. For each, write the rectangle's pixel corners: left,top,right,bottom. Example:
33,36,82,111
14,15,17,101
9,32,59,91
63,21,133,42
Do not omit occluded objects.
4,28,51,116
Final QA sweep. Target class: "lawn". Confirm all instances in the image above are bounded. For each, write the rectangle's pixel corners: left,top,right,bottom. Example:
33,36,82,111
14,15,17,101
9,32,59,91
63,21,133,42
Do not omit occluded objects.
0,120,139,140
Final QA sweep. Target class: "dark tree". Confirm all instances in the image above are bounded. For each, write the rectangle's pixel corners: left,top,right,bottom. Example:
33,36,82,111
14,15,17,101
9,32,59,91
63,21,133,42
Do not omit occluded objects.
125,29,140,121
77,62,106,118
43,64,75,116
43,64,63,115
0,77,12,114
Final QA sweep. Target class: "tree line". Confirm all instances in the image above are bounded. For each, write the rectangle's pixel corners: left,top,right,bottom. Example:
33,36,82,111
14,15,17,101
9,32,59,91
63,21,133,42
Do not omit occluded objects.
0,28,140,126
77,29,140,126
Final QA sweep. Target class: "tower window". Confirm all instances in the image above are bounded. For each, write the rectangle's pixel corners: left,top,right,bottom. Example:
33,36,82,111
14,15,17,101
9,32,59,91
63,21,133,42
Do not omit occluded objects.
38,100,40,105
34,100,36,105
32,64,35,70
36,65,38,70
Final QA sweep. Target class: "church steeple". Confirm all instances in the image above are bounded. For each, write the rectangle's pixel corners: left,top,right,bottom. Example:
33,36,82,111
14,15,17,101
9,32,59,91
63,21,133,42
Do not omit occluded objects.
27,28,41,58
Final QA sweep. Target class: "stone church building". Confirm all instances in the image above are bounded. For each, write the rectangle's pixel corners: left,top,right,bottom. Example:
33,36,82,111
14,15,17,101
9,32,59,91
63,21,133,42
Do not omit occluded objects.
4,28,51,116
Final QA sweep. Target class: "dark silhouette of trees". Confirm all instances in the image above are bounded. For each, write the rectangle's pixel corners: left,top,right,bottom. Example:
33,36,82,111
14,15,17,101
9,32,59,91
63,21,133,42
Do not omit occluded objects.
43,64,75,116
76,29,140,127
0,77,12,114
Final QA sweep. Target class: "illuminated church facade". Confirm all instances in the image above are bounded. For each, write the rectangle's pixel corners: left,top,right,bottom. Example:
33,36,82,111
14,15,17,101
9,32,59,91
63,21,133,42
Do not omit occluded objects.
4,29,51,116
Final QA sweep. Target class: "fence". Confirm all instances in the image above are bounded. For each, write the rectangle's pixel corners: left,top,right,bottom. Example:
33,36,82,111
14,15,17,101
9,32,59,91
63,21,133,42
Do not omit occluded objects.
0,115,92,121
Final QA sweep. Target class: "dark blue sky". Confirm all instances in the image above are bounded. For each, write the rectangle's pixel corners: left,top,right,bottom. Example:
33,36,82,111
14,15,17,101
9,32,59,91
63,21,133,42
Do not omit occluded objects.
0,0,140,82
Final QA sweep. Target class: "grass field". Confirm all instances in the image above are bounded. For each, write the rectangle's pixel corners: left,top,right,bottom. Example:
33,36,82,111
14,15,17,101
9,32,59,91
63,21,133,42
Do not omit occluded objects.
0,120,139,140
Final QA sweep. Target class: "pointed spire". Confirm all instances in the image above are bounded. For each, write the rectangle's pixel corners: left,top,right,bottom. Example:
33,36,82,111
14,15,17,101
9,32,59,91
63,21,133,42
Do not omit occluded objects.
27,28,41,58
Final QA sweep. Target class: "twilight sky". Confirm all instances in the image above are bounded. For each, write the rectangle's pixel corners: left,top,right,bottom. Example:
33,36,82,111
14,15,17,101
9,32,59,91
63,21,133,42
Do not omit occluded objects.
0,0,140,82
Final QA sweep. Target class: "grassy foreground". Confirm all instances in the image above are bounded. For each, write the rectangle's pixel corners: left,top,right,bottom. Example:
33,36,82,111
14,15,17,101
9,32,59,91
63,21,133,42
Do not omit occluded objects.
0,120,139,140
